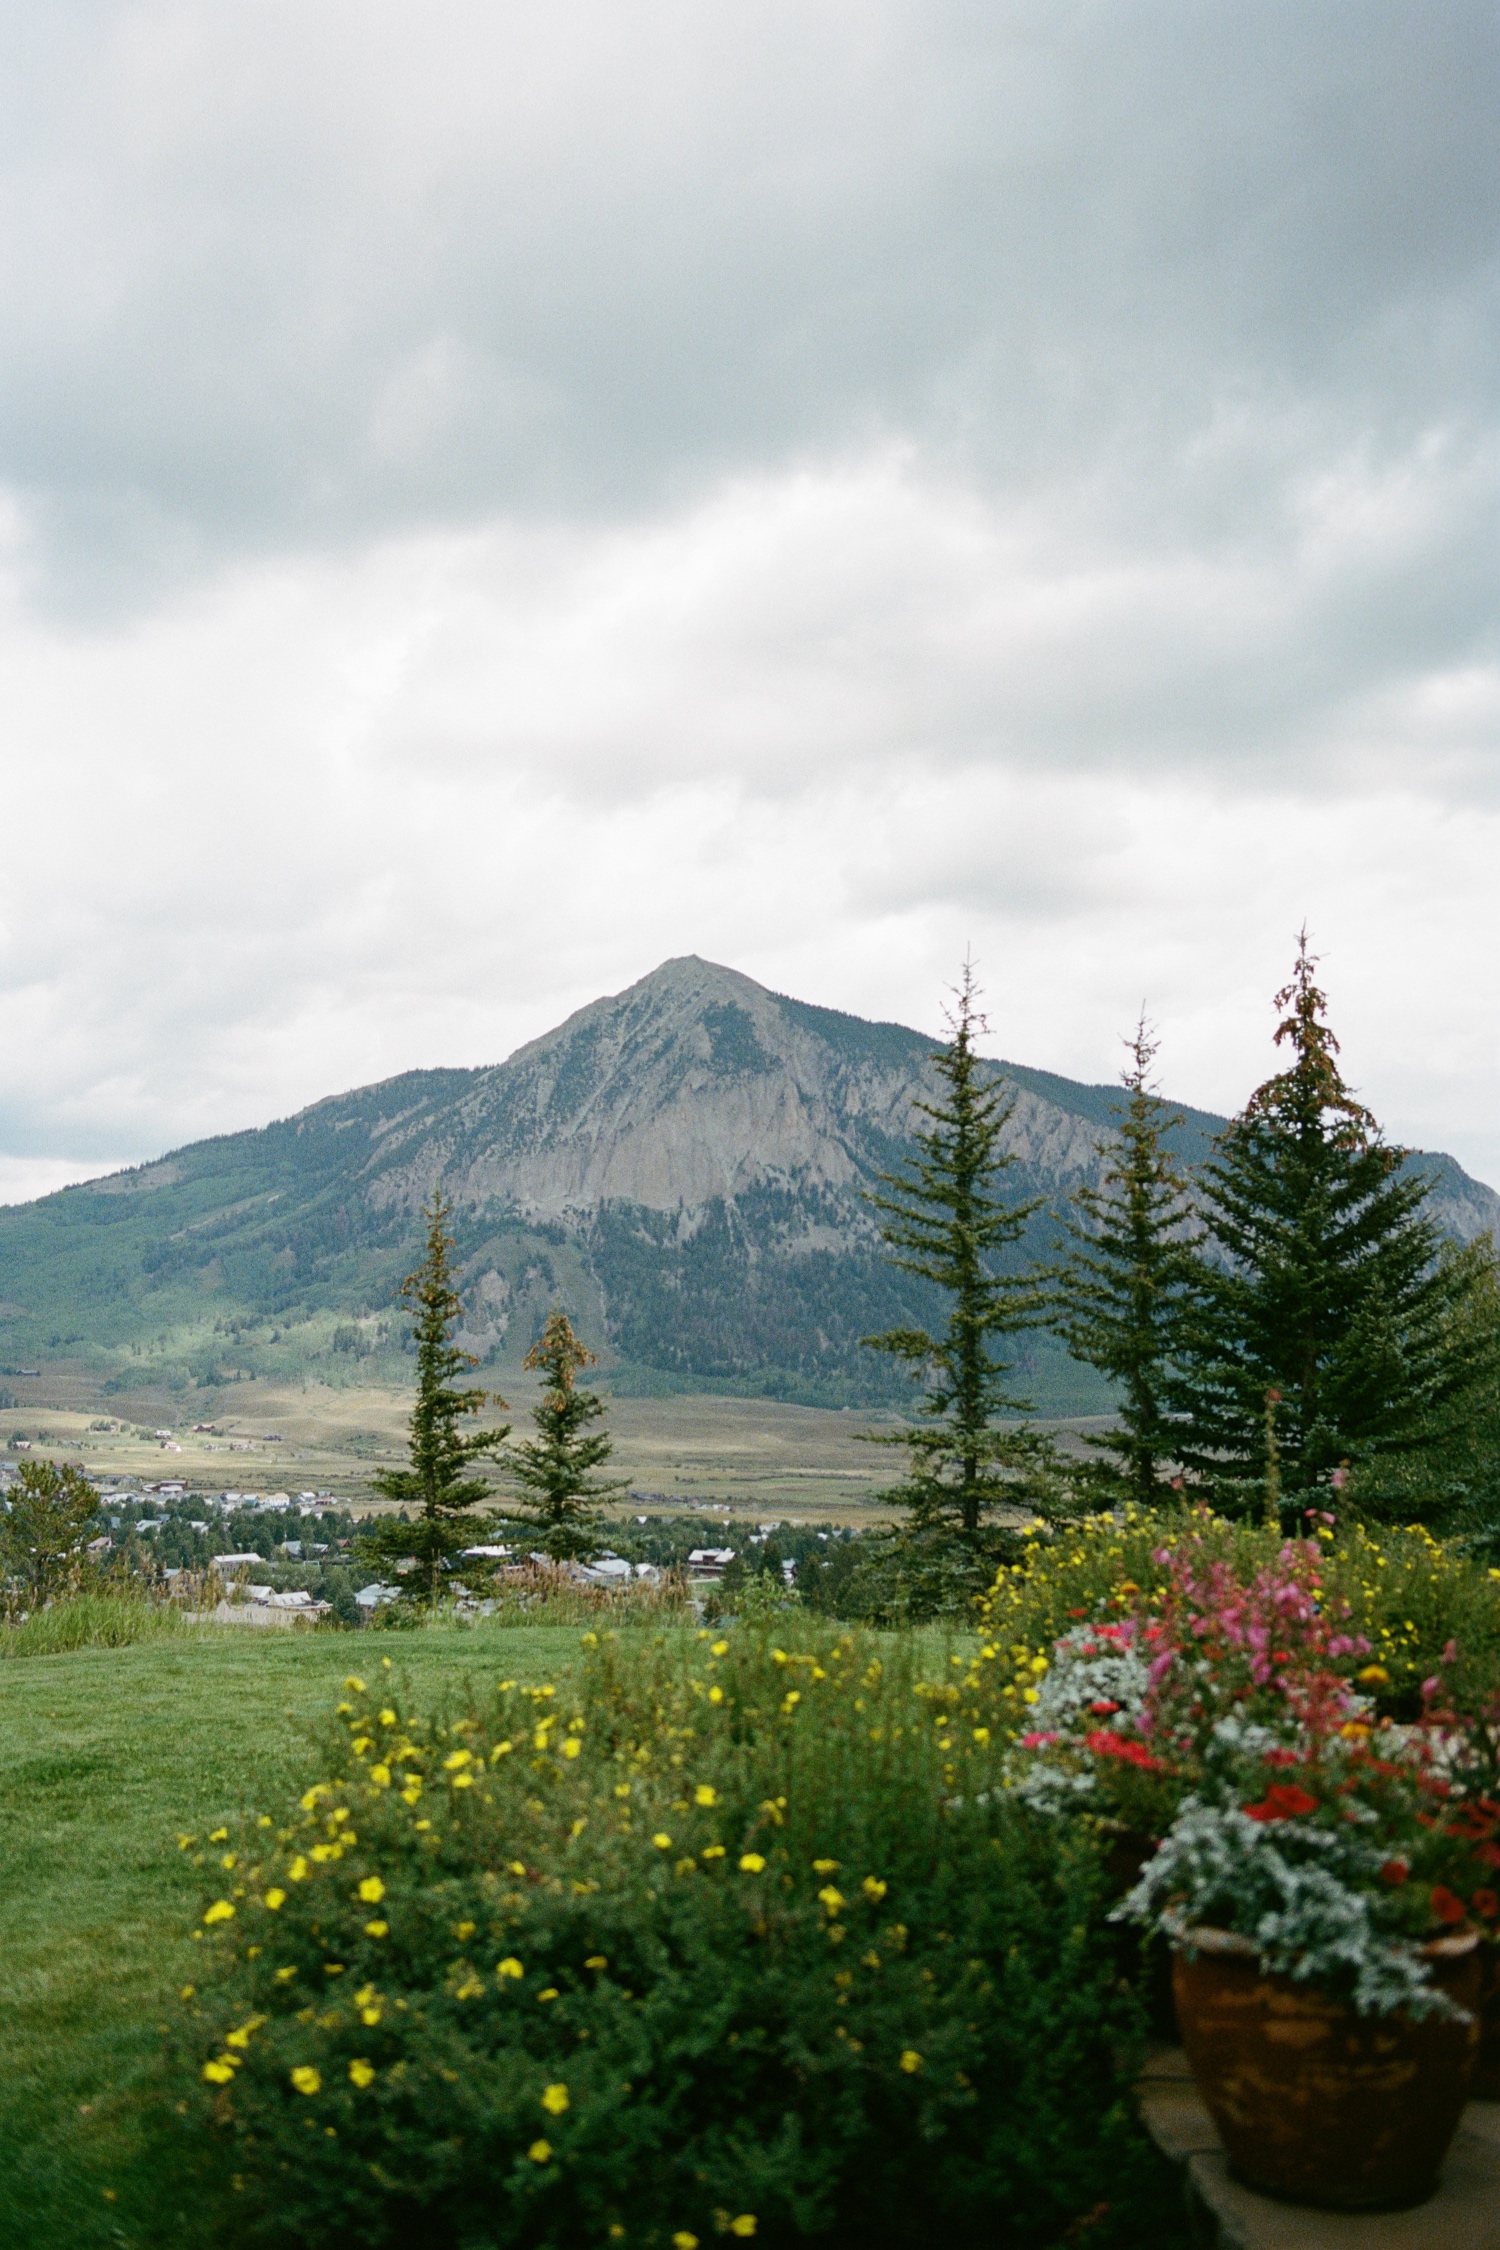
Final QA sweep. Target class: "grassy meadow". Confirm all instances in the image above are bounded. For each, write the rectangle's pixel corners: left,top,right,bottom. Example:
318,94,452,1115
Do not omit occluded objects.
0,1621,587,2249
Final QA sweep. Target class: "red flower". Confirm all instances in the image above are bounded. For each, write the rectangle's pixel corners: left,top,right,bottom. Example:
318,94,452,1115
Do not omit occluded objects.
1083,1730,1162,1772
1477,1841,1500,1869
1431,1886,1467,1925
1089,1699,1121,1714
1379,1860,1408,1886
1262,1748,1300,1768
1243,1783,1320,1823
1474,1890,1499,1920
1066,1608,1088,1619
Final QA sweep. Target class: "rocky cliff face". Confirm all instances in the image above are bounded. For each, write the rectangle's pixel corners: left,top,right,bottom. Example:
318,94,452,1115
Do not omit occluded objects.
2,956,1495,1408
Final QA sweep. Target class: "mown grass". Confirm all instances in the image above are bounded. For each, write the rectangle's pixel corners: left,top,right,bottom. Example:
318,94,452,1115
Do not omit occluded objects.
0,1621,585,2250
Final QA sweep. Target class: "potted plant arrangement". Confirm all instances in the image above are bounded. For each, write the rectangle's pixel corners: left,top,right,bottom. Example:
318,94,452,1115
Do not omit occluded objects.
1009,1520,1497,2208
1116,1717,1490,2209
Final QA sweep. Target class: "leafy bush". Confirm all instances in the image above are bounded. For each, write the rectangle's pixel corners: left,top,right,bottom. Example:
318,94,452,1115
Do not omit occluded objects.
169,1626,1183,2250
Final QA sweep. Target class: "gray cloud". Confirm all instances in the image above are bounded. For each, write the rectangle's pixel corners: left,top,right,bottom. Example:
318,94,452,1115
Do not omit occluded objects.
2,5,1498,592
0,2,1496,1195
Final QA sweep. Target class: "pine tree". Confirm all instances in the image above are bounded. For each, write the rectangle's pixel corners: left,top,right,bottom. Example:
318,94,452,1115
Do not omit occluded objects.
355,1194,510,1608
1052,1017,1199,1506
0,1459,100,1611
862,963,1059,1546
501,1311,624,1561
1167,933,1492,1516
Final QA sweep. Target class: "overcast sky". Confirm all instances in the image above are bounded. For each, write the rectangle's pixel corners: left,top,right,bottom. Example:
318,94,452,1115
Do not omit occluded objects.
2,0,1498,1202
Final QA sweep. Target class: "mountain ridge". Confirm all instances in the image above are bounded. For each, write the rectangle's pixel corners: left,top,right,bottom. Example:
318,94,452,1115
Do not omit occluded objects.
0,956,1493,1411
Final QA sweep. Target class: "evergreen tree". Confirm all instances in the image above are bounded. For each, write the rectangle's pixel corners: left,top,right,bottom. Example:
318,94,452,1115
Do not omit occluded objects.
1052,1017,1199,1506
0,1459,100,1610
501,1311,624,1561
356,1194,510,1608
862,964,1060,1549
1167,933,1492,1516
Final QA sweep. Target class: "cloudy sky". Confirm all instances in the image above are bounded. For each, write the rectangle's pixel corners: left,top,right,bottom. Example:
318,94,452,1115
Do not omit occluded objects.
2,0,1499,1200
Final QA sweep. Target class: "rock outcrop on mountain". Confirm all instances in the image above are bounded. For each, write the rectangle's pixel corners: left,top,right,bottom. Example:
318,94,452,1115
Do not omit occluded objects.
1,957,1495,1409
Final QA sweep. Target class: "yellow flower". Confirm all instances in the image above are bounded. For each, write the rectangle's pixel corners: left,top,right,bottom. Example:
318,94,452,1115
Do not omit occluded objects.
537,1987,559,2002
203,1900,235,1926
220,1852,237,1870
379,1708,396,1727
653,1833,673,1851
818,1887,845,1914
730,2220,757,2239
349,2059,376,2088
585,1955,608,1969
209,1827,228,1843
357,1877,386,1905
490,1742,513,1762
541,2082,570,2114
202,2058,236,2084
344,1677,366,1693
861,1877,887,1902
365,1920,389,1938
497,1957,525,1979
694,1785,716,1807
812,1858,839,1874
444,1749,473,1771
711,1640,728,1656
899,2050,922,2073
370,1765,392,1788
528,2140,553,2164
672,2234,698,2248
289,1856,310,1882
702,1845,726,1860
739,1853,766,1873
290,2066,322,2096
264,1888,287,1911
708,1686,724,1704
562,1739,582,1760
1357,1665,1390,1684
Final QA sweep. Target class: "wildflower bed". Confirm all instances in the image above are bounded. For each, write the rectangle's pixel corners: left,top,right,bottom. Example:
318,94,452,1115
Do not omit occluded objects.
175,1626,1181,2250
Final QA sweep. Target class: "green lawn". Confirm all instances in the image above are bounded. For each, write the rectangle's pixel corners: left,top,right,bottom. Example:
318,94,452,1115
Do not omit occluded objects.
0,1623,583,2249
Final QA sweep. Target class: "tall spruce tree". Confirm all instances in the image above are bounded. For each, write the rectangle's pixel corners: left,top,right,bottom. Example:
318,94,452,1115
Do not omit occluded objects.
1167,933,1492,1516
356,1193,510,1608
862,964,1059,1544
1052,1017,1198,1506
501,1311,624,1561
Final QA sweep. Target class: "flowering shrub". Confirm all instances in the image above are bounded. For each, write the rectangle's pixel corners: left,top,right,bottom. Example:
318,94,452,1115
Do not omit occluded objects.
977,1507,1500,1727
1115,1716,1500,2017
169,1628,1181,2250
995,1528,1370,1840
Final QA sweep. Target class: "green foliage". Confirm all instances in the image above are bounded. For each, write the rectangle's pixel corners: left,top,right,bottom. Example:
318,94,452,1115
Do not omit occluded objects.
863,966,1061,1539
0,1586,190,1657
975,1506,1500,1728
1168,934,1495,1515
0,1621,576,2250
1052,1019,1198,1506
357,1195,510,1607
172,1627,1183,2250
0,1458,101,1612
500,1313,623,1561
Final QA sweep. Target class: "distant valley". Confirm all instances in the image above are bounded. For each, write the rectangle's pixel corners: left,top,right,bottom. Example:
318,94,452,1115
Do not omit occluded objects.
0,956,1494,1417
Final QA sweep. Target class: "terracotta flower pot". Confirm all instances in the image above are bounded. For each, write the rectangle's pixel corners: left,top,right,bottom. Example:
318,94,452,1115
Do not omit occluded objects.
1172,1923,1482,2210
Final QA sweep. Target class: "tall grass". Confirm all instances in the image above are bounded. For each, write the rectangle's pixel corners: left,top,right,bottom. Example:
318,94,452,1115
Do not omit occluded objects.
0,1589,196,1658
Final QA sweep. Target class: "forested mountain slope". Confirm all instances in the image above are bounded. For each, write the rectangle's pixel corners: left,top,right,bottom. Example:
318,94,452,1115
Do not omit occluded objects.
0,957,1493,1409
